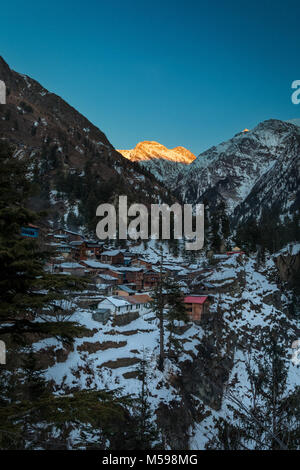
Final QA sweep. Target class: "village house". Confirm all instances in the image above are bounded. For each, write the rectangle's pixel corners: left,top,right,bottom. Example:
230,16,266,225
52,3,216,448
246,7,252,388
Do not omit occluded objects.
92,308,111,324
21,224,40,239
98,274,120,285
100,250,124,265
85,241,104,258
46,242,72,258
97,296,135,316
98,285,112,296
143,269,160,290
54,243,72,258
183,295,210,322
47,233,69,243
163,265,184,276
69,240,104,261
114,285,136,296
80,260,112,276
94,276,116,295
70,240,86,260
124,294,153,315
96,274,120,295
96,290,153,319
55,262,85,276
103,268,123,285
52,229,84,242
117,267,144,289
131,258,153,270
123,250,138,261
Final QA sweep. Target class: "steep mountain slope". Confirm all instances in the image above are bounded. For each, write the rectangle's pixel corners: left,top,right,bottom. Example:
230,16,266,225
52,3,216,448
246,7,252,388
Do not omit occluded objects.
233,127,300,225
139,157,190,185
189,248,300,449
1,55,298,234
0,57,174,231
117,120,299,228
178,120,300,223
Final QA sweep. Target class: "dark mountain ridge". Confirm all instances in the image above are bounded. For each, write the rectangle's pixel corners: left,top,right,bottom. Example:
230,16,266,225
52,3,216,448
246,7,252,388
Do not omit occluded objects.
0,56,175,232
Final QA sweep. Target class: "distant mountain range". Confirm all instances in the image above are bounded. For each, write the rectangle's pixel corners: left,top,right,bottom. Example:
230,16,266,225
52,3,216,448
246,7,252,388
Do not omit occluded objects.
0,55,299,234
125,121,299,228
178,119,299,226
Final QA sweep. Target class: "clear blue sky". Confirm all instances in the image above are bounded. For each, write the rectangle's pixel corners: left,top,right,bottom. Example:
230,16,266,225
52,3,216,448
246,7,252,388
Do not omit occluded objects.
1,0,300,154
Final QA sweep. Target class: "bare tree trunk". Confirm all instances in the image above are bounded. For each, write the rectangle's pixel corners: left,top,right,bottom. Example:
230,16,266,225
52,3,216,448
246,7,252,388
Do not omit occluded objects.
158,245,164,371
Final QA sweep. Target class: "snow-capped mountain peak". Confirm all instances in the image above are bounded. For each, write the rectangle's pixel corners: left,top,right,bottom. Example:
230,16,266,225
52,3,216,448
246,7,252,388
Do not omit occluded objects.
178,119,300,219
117,140,196,164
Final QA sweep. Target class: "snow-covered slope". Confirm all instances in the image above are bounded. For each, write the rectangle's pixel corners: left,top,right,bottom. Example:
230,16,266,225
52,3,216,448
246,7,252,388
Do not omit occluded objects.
178,120,300,217
117,141,194,184
233,123,300,223
32,245,299,449
139,158,189,184
189,253,300,449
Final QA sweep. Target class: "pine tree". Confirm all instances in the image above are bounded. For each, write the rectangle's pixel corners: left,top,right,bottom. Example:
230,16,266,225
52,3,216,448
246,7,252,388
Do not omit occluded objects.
0,380,143,450
0,142,87,340
211,218,221,252
165,279,188,359
219,201,230,240
152,245,189,365
240,336,300,449
21,347,47,401
209,334,300,449
133,350,159,449
152,245,165,371
66,209,79,232
0,142,155,450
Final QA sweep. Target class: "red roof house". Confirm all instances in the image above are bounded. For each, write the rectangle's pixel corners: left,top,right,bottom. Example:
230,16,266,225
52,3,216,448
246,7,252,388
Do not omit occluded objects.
183,295,209,322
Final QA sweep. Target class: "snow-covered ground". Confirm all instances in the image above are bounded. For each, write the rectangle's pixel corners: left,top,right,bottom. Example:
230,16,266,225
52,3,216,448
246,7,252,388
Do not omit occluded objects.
35,307,203,412
190,253,300,449
32,246,300,449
